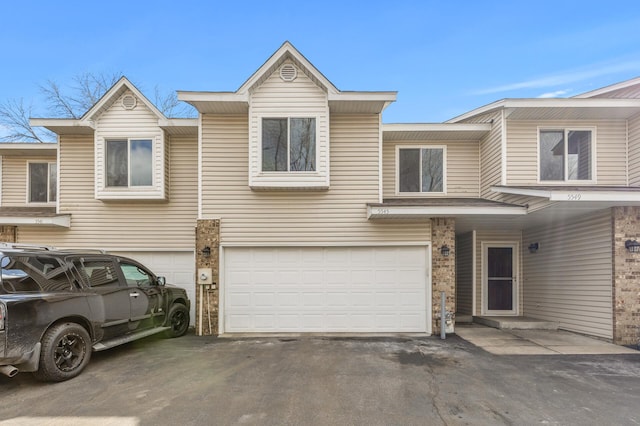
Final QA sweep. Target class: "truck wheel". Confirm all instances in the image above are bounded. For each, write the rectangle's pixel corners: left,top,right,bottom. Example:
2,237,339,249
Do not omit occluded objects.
165,303,189,338
33,323,92,382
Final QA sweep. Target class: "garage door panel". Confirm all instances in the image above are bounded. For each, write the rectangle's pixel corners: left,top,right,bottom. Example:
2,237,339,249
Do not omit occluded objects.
224,246,429,333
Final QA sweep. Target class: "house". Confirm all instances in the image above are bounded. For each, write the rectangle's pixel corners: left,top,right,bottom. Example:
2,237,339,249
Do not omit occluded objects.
1,42,637,345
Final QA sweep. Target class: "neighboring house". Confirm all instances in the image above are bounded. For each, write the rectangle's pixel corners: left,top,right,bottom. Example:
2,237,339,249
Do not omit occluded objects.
0,41,636,345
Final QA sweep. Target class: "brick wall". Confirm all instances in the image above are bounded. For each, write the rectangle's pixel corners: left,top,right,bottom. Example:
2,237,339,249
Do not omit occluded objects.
0,226,17,243
612,207,640,346
431,218,456,333
195,219,220,336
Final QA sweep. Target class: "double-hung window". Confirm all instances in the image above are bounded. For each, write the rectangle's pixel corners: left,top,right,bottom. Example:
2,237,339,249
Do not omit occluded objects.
106,139,153,187
28,162,56,203
262,117,316,172
397,146,446,194
539,129,594,182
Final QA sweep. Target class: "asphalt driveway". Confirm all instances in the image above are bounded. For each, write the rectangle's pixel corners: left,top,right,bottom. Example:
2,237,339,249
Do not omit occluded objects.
0,333,639,426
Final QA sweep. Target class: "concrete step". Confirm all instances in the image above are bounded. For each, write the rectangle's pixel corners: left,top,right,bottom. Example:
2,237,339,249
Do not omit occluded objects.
473,316,558,330
455,314,473,324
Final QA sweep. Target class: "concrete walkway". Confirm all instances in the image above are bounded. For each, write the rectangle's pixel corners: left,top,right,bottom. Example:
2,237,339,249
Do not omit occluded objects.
455,324,638,355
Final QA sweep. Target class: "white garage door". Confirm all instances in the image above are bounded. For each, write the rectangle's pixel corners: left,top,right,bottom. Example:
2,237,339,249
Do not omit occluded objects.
114,251,195,325
223,246,429,333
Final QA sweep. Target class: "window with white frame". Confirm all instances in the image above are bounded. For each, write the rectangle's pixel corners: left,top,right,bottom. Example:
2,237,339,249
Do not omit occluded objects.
398,147,445,193
262,117,316,172
28,162,56,203
106,139,153,187
539,129,593,182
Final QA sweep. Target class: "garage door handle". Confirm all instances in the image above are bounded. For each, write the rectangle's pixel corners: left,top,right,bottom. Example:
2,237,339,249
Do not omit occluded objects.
129,292,140,298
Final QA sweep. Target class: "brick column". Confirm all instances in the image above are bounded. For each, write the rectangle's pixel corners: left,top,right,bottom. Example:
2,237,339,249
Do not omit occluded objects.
195,219,220,336
431,218,455,333
0,226,17,243
612,207,640,346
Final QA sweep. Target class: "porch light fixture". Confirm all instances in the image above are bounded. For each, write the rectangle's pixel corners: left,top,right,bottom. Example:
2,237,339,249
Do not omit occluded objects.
440,245,450,257
201,246,211,257
625,240,640,253
528,243,539,253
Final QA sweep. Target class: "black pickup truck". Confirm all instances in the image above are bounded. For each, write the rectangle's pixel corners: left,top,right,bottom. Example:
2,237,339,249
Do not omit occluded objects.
0,245,190,382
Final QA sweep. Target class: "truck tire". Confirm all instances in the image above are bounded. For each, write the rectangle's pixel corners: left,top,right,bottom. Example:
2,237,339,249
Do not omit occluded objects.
33,322,92,382
164,303,189,338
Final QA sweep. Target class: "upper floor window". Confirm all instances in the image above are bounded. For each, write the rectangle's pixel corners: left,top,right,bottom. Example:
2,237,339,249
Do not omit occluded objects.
106,139,153,187
539,129,593,182
398,146,446,194
28,162,56,203
262,117,316,172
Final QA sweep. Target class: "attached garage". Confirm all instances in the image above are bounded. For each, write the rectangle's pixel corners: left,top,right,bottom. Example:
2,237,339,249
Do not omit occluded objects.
114,251,196,324
222,246,430,333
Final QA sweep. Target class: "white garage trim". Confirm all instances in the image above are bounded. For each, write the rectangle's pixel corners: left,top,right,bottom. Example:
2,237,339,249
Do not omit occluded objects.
219,244,431,334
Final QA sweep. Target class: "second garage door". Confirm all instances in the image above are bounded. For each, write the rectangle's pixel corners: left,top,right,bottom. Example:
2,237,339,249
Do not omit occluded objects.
223,246,430,333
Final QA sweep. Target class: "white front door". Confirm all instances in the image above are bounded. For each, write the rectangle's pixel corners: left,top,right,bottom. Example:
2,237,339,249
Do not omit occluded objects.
482,243,518,315
223,246,430,333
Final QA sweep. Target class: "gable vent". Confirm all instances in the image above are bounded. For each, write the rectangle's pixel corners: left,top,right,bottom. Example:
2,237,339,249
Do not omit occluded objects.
279,64,297,82
122,95,137,110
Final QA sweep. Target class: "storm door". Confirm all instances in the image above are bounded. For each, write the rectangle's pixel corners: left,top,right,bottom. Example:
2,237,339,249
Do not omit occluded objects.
482,243,518,315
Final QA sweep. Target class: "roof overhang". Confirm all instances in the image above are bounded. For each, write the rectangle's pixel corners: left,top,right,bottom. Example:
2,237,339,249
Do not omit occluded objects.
491,185,640,202
29,119,94,136
176,92,249,114
0,142,58,156
448,98,640,122
367,198,527,220
383,123,492,141
0,208,70,228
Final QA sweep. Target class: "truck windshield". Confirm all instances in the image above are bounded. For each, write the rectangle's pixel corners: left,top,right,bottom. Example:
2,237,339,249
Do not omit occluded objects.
0,254,72,293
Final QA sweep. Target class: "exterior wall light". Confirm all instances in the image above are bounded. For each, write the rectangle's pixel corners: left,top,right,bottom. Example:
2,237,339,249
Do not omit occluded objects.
440,245,450,257
201,246,211,257
625,240,640,253
528,243,539,253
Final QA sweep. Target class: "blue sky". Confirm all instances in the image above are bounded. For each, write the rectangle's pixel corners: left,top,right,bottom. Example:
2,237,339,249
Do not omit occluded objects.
1,0,639,124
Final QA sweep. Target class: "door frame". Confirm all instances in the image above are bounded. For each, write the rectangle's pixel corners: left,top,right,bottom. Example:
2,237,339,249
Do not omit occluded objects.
481,241,519,316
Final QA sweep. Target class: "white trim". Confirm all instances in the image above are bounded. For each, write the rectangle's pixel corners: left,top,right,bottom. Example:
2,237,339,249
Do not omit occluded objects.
198,113,203,219
395,145,447,196
537,126,597,184
481,241,519,316
574,76,640,98
500,110,507,186
0,155,3,207
378,113,383,204
626,120,630,187
367,204,527,219
490,185,640,202
221,241,430,248
56,134,60,213
471,230,477,316
0,215,70,228
177,92,249,103
383,123,492,133
26,160,57,205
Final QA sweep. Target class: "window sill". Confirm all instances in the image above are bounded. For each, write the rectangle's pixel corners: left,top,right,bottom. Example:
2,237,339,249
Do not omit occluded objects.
96,189,167,201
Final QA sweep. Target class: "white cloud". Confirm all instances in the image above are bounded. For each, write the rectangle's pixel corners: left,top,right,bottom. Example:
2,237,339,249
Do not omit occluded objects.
473,59,640,95
537,90,571,98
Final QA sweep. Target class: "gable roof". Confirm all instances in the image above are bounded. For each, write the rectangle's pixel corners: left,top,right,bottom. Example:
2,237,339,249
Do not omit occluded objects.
237,41,339,95
32,77,198,135
80,76,166,122
178,41,397,114
573,76,640,99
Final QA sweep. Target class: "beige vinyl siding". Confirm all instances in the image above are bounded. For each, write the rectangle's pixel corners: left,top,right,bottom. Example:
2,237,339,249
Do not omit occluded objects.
475,230,522,316
17,134,197,249
506,120,628,186
475,112,503,199
1,154,56,206
248,62,329,188
522,209,613,339
382,140,480,198
455,232,473,315
629,113,640,186
94,90,166,199
201,113,431,244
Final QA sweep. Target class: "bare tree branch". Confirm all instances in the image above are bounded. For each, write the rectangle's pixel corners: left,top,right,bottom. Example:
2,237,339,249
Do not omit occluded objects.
153,85,196,118
0,98,54,142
